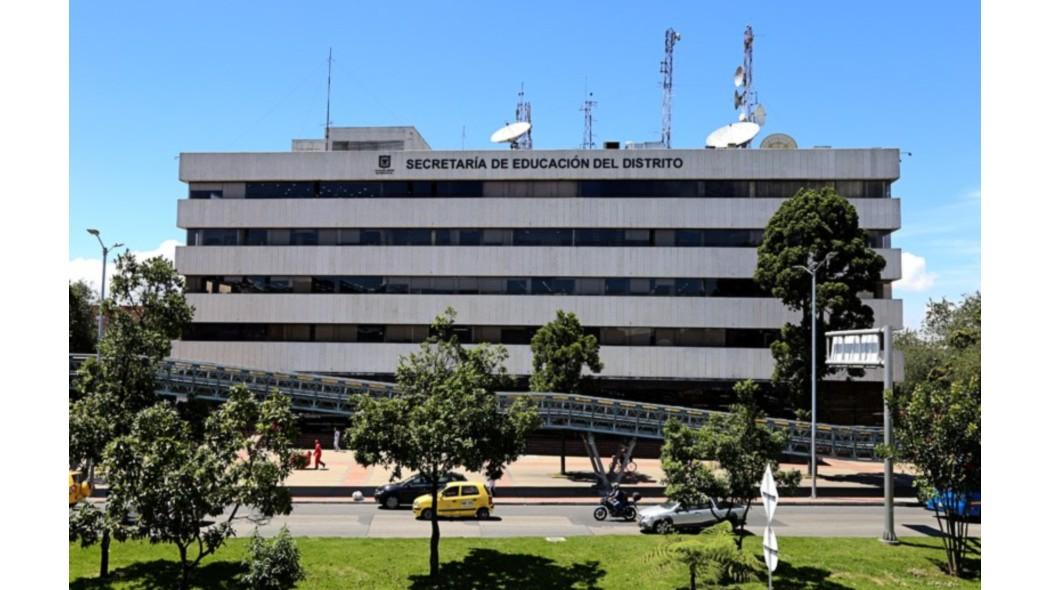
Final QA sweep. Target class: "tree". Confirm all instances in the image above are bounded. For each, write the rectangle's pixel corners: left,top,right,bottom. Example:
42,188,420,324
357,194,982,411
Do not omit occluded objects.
896,292,980,397
887,377,979,576
660,380,799,549
68,252,194,577
346,308,539,581
754,186,886,413
69,280,97,353
529,309,603,393
887,293,980,577
102,385,298,590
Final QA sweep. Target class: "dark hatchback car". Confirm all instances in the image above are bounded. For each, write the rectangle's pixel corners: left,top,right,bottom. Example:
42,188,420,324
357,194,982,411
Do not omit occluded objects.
375,472,467,509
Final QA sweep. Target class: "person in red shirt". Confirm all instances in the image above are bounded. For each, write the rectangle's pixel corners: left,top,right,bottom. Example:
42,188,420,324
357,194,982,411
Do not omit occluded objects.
313,439,326,470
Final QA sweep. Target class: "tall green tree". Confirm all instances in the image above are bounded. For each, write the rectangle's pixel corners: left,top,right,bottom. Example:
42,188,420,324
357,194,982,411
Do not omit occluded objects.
68,252,194,577
660,380,799,549
94,385,297,590
69,280,97,353
529,310,603,393
895,292,980,396
346,308,539,581
754,186,886,413
887,377,980,577
886,292,980,577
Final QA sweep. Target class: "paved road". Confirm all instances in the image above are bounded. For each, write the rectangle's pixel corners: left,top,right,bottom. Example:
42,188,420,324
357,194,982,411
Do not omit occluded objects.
228,503,980,539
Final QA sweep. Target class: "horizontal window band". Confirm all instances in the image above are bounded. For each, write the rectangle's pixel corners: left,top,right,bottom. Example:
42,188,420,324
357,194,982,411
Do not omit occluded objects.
181,323,783,349
190,180,891,200
185,228,891,248
184,275,893,299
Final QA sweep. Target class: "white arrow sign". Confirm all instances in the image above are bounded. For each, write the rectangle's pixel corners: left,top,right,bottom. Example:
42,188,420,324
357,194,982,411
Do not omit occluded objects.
764,525,779,572
761,464,779,522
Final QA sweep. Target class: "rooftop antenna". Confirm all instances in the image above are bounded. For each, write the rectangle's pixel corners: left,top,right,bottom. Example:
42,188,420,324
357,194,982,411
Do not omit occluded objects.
324,48,333,151
461,125,466,150
734,25,765,129
581,81,597,149
660,27,681,148
514,83,533,150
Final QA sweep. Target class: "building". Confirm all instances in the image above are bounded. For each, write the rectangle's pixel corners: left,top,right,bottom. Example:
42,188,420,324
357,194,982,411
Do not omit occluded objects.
174,126,902,424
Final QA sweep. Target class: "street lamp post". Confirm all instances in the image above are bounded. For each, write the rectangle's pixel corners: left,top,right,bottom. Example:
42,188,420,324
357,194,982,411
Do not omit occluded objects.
795,252,833,499
86,229,123,355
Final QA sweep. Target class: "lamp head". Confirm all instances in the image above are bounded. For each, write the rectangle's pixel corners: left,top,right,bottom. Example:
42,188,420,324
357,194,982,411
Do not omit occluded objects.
86,228,99,236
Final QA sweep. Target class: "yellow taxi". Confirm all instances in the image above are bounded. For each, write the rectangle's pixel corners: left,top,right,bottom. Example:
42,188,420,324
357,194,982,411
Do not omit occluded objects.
412,480,493,520
68,470,92,506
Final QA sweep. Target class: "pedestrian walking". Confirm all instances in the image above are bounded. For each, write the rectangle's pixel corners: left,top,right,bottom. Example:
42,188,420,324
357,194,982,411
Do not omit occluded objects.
313,439,326,469
485,476,495,497
333,428,341,452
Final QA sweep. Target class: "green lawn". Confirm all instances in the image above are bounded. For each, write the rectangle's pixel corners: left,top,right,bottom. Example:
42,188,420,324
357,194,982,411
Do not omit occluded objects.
70,535,980,589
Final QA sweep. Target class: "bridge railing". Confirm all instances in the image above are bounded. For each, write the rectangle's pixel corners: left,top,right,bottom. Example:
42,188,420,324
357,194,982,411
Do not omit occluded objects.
69,355,882,460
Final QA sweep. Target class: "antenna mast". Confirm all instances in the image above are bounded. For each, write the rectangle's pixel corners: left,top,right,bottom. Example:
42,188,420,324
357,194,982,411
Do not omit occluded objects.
660,28,681,149
514,83,532,150
324,48,333,151
581,83,597,149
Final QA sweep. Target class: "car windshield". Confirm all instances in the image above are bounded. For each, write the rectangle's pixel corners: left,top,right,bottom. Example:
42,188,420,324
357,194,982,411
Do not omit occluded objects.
659,502,679,510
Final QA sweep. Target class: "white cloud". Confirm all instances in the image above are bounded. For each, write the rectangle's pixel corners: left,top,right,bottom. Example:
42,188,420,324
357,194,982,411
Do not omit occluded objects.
895,251,937,292
69,239,181,295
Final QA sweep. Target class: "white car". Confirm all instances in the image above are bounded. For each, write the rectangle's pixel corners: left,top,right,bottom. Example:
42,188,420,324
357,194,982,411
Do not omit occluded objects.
638,500,746,534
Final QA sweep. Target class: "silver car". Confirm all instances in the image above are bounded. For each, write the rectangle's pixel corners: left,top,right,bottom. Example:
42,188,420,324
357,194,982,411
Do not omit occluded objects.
638,500,747,534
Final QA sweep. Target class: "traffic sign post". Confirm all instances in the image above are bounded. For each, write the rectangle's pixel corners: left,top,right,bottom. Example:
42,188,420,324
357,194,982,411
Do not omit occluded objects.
761,464,779,589
826,327,899,544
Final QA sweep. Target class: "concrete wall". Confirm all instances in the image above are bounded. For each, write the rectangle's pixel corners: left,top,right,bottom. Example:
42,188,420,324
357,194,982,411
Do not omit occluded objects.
183,294,903,330
177,197,901,230
169,341,904,383
175,246,901,281
180,148,900,182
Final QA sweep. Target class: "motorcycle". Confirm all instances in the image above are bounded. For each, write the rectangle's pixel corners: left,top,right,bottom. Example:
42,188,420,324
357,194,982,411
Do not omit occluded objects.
592,494,638,521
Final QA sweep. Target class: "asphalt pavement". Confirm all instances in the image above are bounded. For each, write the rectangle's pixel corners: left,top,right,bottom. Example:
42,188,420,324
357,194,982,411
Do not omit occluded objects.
226,502,980,539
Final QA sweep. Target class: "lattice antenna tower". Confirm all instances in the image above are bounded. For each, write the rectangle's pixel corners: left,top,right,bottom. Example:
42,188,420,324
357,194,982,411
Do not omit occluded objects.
660,28,681,149
581,83,597,149
514,83,533,150
324,48,333,151
734,25,760,124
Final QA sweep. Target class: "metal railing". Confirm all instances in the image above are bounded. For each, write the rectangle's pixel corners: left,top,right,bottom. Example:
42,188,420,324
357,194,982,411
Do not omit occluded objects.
69,354,883,460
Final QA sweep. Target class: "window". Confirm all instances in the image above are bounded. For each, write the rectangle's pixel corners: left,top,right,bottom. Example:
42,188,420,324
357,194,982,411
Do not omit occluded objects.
513,229,572,246
443,487,461,498
356,325,385,342
461,485,480,496
675,279,701,296
200,229,239,246
245,182,315,199
339,277,385,294
605,278,628,295
190,189,222,199
290,229,318,245
392,229,432,245
704,180,749,198
318,182,381,198
244,229,268,245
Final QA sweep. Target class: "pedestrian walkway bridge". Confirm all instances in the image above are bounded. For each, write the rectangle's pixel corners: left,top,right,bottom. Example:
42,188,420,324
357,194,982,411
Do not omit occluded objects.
69,355,883,461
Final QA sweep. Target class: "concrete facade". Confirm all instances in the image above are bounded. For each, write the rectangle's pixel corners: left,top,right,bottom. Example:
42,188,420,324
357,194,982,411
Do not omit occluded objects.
174,127,903,414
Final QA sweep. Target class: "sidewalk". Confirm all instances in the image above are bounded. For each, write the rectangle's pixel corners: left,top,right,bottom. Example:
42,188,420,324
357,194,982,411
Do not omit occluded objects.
287,450,915,504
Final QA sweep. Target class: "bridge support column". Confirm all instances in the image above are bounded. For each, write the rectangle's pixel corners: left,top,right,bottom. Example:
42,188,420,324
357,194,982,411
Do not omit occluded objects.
581,433,611,491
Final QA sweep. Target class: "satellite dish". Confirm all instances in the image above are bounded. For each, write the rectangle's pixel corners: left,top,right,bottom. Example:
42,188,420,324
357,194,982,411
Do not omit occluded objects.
753,104,767,126
759,133,798,149
705,121,761,148
490,121,532,143
734,90,746,110
734,66,745,88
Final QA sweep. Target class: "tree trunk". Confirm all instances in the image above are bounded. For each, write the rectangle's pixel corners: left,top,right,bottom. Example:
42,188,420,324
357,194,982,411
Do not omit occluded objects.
178,543,190,590
690,564,697,590
429,483,441,579
99,529,110,578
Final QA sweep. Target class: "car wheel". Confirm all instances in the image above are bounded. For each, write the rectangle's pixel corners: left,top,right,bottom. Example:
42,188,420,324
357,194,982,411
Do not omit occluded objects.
420,508,433,521
655,519,674,535
476,508,490,520
593,507,608,521
384,496,399,510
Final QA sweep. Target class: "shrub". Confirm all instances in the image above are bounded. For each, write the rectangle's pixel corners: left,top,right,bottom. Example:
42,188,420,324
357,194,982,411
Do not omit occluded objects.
239,526,306,590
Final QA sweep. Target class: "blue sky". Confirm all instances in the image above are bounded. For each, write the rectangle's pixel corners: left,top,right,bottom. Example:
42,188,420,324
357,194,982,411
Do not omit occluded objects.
69,0,980,328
